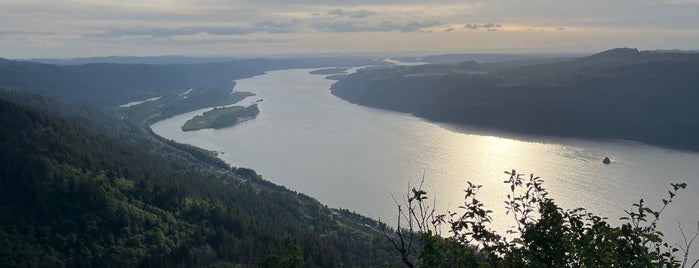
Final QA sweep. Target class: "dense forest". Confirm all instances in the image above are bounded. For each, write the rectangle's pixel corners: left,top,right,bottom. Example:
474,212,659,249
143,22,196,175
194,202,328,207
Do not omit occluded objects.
0,86,403,266
331,48,699,151
0,57,407,266
0,56,386,107
0,58,280,106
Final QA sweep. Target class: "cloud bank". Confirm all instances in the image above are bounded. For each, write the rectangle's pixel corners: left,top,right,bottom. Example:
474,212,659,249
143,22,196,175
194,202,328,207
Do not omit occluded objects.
1,0,699,57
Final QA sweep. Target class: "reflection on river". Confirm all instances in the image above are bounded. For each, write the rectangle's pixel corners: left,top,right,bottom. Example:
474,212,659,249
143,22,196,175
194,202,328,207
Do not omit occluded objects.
152,68,699,244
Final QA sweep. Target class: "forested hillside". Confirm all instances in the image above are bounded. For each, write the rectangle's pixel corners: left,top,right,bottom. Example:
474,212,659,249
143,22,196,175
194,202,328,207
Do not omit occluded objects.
0,56,386,107
331,48,699,151
0,58,279,106
0,90,401,267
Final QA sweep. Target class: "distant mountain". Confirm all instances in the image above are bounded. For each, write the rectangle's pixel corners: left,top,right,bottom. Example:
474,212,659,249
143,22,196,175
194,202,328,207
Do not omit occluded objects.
25,54,390,67
331,48,699,150
0,56,384,107
0,58,302,106
404,52,587,64
24,55,238,65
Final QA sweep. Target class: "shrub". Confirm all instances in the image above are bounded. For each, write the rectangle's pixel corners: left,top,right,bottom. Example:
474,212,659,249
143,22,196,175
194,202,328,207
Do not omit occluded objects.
383,170,696,267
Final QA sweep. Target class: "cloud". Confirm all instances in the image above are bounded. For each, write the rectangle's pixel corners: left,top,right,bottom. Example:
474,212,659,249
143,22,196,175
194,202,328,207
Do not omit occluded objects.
465,23,502,30
308,7,443,33
310,20,442,33
0,30,24,36
89,16,443,39
251,20,301,34
93,21,300,38
91,18,442,38
146,37,291,45
325,9,377,18
0,30,53,36
93,26,249,38
233,0,467,5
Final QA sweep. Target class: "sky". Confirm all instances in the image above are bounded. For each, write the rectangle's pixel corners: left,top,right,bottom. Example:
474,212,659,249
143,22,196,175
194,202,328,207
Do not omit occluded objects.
1,0,698,58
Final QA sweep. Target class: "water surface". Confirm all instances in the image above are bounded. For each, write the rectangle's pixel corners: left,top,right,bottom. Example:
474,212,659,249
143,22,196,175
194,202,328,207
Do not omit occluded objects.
152,68,699,244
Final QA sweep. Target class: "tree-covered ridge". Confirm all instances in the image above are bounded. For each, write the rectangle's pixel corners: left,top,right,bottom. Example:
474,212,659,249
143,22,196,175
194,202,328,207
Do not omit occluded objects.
0,56,388,107
330,48,699,151
182,104,260,131
0,92,402,267
0,58,278,106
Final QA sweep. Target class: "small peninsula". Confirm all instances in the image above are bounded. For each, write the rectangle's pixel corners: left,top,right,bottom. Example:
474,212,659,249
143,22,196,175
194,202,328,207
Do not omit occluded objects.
309,67,350,75
181,104,259,131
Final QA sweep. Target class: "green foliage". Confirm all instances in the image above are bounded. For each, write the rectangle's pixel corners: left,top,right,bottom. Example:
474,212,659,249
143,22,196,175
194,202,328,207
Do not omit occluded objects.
182,104,259,131
0,93,403,267
256,244,303,268
388,170,692,267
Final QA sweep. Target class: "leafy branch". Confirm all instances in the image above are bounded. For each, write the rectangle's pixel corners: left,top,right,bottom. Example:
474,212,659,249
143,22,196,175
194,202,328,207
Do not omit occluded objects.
384,169,694,267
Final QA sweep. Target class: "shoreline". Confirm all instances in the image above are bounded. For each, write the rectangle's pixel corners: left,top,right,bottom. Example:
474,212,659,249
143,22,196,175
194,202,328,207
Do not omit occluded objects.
330,89,699,154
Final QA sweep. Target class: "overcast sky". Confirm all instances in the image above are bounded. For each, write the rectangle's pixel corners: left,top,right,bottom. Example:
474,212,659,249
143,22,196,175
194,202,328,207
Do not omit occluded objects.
2,0,698,58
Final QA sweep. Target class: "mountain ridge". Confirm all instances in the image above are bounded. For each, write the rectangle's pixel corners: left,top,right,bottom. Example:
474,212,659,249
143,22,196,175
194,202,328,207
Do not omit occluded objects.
330,48,699,151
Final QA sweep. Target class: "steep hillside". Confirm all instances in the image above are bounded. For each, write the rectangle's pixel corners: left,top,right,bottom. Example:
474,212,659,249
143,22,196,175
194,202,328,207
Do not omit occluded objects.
0,58,301,106
0,91,401,267
331,48,699,150
0,56,387,107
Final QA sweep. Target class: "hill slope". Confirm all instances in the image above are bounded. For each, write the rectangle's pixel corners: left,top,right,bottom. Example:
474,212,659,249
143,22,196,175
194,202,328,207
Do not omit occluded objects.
0,58,302,106
331,48,699,150
0,91,400,267
1,56,387,107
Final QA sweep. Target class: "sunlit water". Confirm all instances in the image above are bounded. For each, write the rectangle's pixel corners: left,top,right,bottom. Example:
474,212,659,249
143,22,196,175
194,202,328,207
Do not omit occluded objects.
152,68,699,250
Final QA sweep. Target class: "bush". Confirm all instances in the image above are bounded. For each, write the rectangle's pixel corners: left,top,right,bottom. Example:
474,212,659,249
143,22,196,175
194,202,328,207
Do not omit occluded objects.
383,170,696,267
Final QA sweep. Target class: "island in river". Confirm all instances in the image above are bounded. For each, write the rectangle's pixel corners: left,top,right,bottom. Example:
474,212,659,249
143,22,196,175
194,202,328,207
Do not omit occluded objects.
309,67,350,75
181,104,259,131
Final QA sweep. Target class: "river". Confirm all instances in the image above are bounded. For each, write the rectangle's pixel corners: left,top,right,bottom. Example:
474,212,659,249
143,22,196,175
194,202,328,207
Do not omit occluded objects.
151,68,699,247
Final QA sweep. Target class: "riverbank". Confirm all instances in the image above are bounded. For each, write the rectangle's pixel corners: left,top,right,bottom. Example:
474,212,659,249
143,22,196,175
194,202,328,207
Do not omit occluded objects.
329,49,699,152
150,68,699,252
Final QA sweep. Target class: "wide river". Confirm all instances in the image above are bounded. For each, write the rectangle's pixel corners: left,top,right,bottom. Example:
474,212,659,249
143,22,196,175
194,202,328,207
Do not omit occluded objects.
152,68,699,245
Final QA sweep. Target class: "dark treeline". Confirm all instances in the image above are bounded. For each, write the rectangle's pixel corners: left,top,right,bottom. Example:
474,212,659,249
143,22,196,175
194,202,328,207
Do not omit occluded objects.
0,58,283,106
0,90,402,267
0,56,387,107
331,48,699,151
